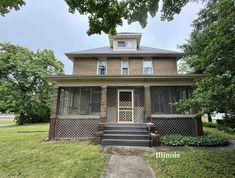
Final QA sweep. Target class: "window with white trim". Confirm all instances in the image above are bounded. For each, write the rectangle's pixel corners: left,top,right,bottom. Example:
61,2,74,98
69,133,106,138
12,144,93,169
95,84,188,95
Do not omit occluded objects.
118,41,127,47
143,59,153,74
97,59,107,75
121,58,129,75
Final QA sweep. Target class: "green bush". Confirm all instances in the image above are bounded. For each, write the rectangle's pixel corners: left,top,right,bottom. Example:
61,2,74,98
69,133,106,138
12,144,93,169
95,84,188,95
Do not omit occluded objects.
203,118,235,134
161,133,230,147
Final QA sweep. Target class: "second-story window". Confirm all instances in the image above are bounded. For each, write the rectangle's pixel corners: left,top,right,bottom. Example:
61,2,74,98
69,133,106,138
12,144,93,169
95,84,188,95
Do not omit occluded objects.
121,58,129,75
97,59,107,75
143,59,153,75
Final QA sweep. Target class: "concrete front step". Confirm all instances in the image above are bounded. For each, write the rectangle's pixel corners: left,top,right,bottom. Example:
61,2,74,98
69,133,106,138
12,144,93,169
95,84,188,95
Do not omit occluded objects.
104,126,148,130
101,139,152,147
105,123,147,127
102,134,150,140
104,130,150,135
101,123,152,147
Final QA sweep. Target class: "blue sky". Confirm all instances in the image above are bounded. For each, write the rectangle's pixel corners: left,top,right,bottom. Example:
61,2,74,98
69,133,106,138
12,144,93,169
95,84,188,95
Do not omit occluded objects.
0,0,203,74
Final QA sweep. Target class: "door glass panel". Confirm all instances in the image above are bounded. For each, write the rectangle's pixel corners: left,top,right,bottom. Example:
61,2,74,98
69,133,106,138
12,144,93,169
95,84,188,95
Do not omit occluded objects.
119,92,132,107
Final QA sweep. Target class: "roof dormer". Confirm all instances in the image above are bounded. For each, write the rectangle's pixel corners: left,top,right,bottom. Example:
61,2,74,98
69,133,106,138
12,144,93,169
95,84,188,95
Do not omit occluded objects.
109,32,142,52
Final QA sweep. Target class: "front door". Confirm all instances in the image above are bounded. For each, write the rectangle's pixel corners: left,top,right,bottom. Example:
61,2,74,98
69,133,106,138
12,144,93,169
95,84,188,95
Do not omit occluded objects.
118,90,134,123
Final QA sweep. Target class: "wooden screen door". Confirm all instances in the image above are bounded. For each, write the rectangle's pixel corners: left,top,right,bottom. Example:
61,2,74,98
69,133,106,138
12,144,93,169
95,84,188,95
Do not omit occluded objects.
118,90,134,123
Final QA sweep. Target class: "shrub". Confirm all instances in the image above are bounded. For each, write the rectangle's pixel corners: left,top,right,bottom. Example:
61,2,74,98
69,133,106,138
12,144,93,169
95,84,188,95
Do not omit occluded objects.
216,117,235,134
161,133,230,147
203,118,235,134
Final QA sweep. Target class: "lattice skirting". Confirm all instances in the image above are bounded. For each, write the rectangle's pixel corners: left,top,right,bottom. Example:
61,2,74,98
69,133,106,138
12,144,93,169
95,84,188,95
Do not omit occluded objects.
152,117,198,136
55,118,99,139
107,107,117,123
106,106,145,123
134,107,146,123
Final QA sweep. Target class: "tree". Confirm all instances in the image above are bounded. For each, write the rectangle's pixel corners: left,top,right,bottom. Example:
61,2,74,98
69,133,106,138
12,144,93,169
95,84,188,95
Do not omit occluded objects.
65,0,195,35
177,59,193,74
176,0,235,125
0,0,25,16
1,0,196,35
0,43,64,125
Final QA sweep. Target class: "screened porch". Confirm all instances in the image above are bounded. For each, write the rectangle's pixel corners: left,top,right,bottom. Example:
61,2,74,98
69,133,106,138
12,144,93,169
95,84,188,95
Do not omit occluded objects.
57,87,101,116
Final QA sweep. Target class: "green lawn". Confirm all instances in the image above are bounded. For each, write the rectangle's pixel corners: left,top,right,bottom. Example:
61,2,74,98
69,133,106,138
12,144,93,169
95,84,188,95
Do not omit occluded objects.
147,150,235,178
147,125,235,178
0,124,108,178
204,127,235,140
0,119,15,124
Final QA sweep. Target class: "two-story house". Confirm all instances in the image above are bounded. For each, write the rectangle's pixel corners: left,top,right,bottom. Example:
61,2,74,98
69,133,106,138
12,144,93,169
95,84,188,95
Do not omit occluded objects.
46,32,203,146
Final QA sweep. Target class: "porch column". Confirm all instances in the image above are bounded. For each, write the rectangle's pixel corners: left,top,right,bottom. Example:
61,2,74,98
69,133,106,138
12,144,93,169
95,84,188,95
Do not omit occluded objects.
144,85,152,122
196,117,203,136
49,86,59,140
100,86,107,123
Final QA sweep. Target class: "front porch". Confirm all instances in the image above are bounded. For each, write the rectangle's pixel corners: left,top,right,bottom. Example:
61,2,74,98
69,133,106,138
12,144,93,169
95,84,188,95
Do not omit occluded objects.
46,75,203,141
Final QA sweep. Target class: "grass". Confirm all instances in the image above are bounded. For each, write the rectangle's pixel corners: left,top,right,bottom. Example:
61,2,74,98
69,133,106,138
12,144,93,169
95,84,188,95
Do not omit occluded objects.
0,124,108,178
0,119,15,124
202,119,217,123
147,150,235,178
204,127,235,140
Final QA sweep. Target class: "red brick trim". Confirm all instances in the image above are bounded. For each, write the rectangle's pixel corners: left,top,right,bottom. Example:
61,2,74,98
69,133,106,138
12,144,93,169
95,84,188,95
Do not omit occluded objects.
147,116,152,122
48,86,59,140
49,117,56,140
100,86,107,124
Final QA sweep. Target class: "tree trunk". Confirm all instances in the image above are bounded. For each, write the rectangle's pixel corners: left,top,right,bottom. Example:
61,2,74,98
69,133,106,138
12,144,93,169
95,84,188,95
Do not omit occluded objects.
208,113,212,123
18,112,25,125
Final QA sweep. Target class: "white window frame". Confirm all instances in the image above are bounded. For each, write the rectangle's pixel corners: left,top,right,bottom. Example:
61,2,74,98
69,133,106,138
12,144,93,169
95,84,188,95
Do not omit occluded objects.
117,41,127,47
121,58,129,75
143,58,153,75
97,58,107,75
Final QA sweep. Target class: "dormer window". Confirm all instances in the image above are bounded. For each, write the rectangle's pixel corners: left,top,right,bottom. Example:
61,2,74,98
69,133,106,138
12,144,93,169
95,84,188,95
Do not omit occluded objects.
118,41,127,47
97,59,107,75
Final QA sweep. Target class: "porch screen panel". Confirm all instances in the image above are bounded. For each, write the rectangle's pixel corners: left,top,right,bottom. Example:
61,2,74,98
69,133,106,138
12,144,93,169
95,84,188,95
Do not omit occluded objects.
151,87,192,114
134,88,145,122
69,88,80,115
134,88,144,107
90,91,101,114
80,88,91,115
171,88,181,114
107,88,118,123
58,88,74,115
58,87,100,116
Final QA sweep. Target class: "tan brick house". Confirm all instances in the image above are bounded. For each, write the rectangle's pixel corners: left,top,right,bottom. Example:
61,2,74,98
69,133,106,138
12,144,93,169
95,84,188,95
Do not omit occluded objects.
46,32,203,146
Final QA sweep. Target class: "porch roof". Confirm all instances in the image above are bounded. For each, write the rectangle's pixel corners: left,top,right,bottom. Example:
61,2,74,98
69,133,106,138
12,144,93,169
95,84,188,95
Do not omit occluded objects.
45,74,203,87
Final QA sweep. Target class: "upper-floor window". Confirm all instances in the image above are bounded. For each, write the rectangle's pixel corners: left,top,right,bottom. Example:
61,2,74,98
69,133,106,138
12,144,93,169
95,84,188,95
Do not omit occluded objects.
97,59,107,75
118,41,127,47
143,59,153,74
121,58,129,75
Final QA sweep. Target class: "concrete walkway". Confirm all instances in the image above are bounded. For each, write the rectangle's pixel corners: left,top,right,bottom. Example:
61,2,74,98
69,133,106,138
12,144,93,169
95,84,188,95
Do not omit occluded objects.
0,124,15,127
101,142,235,178
101,155,156,178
